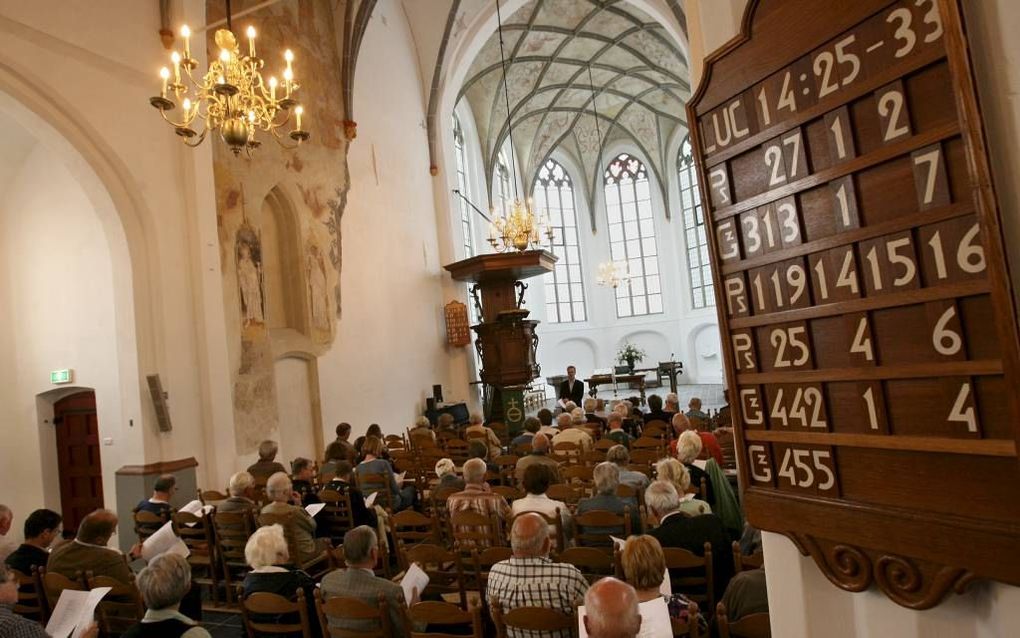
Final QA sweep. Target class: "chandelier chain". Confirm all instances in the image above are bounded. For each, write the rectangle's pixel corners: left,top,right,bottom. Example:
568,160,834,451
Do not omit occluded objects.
496,0,520,202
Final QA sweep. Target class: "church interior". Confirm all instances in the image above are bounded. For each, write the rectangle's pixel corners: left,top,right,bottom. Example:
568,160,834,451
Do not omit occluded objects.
0,0,1018,636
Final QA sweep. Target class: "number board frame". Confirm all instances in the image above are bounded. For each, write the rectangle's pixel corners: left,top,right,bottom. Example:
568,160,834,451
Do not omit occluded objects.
687,0,1020,609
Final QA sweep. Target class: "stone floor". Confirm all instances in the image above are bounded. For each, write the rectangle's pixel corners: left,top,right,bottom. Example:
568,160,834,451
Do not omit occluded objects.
202,610,244,638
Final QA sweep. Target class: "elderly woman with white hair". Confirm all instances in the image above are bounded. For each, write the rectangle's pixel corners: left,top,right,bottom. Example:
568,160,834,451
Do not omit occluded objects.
655,458,711,516
435,458,465,491
671,430,715,507
261,472,326,564
242,524,317,630
121,554,210,637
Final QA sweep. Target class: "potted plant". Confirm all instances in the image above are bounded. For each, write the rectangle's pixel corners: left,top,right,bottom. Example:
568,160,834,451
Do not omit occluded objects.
616,342,646,374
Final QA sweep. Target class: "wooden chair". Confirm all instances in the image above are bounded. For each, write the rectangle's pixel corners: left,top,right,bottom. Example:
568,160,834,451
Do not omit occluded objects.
132,509,167,544
240,590,313,638
582,449,607,465
546,483,584,508
257,512,330,579
39,568,84,614
409,600,483,638
593,438,616,452
491,485,523,502
212,509,257,603
356,473,394,512
732,541,764,573
318,489,356,545
198,488,228,504
573,508,632,550
717,602,771,638
643,420,670,436
508,509,566,553
449,510,504,551
631,436,665,451
390,510,442,570
717,430,738,472
492,455,519,486
444,440,471,465
172,510,221,604
512,442,532,457
315,590,392,638
11,568,47,622
466,546,513,608
663,543,715,612
490,600,574,638
551,441,581,465
326,540,390,578
627,463,653,478
488,421,509,447
86,572,145,637
561,465,594,485
630,448,663,465
401,543,467,609
555,546,615,584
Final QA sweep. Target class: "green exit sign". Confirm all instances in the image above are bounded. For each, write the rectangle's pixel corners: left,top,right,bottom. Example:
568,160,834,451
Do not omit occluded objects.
50,369,73,384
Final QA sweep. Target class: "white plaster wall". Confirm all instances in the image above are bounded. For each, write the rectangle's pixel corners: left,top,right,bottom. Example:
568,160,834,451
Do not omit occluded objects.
687,0,1020,633
0,143,121,544
318,0,460,440
274,357,316,467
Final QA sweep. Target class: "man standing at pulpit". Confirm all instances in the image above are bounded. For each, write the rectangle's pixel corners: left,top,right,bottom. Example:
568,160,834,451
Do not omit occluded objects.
558,365,585,408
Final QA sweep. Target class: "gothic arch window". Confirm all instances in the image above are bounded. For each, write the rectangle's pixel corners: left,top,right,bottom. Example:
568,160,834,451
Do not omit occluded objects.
604,152,663,317
534,159,586,323
678,134,714,309
496,150,513,216
453,115,475,258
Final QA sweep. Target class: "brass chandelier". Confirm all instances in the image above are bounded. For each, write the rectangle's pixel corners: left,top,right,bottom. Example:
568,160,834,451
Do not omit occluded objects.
149,2,309,156
596,261,631,288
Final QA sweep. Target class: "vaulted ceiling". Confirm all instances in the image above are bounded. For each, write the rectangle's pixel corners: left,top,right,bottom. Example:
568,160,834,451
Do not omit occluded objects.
457,0,690,227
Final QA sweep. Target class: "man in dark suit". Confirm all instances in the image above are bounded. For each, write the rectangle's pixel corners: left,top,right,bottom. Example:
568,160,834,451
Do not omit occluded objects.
558,365,585,407
645,481,734,603
48,510,133,583
320,526,409,636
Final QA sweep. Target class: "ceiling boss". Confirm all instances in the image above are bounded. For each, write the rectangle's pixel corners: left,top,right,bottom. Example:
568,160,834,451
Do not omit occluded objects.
149,6,310,156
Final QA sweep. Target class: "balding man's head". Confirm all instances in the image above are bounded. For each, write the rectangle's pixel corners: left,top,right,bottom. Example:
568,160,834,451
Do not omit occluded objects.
510,512,549,558
532,433,550,452
77,509,118,545
556,413,572,429
583,577,641,638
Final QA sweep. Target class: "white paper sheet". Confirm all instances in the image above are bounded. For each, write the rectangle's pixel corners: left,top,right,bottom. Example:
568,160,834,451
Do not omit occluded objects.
400,562,430,606
692,459,708,470
305,503,326,518
141,521,191,562
178,499,215,526
364,491,379,508
611,535,627,550
45,587,111,638
396,472,408,484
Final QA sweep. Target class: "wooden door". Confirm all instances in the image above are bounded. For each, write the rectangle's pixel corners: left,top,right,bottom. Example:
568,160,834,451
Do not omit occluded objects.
54,392,104,536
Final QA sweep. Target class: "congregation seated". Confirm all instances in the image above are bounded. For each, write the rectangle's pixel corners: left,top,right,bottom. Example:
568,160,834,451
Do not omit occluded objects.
356,436,414,512
434,458,465,491
408,415,437,448
514,433,561,484
510,416,539,449
606,445,649,492
354,424,388,459
673,431,716,507
620,534,695,635
685,397,710,422
261,472,322,564
322,461,378,529
583,398,607,429
320,526,410,637
48,509,133,583
511,465,571,541
464,412,502,460
247,440,288,484
218,471,258,514
290,457,319,507
604,413,633,448
671,413,724,467
655,458,711,516
322,422,357,471
582,577,642,638
0,562,98,638
642,394,673,425
5,508,61,575
468,440,500,482
135,473,176,518
536,408,558,436
645,481,733,603
576,463,639,541
242,524,317,627
122,553,210,638
486,513,588,638
551,412,594,453
447,458,510,544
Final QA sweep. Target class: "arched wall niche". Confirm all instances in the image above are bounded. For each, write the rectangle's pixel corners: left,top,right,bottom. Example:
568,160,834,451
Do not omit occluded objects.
261,185,309,334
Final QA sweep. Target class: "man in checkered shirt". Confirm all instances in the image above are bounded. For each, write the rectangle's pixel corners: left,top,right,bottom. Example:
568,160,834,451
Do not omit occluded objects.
487,513,589,638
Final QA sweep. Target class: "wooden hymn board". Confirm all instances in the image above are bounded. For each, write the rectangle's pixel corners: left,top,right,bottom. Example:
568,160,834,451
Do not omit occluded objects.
687,0,1020,608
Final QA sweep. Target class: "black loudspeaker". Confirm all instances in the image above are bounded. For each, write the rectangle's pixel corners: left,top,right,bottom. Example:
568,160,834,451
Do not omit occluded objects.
433,384,444,403
426,397,436,412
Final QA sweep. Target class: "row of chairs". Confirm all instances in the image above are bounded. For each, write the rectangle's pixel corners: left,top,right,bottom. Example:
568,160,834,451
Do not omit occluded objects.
13,566,144,635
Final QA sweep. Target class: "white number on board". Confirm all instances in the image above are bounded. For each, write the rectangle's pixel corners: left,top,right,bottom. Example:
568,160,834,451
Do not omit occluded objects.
932,306,963,356
771,326,810,368
948,382,977,433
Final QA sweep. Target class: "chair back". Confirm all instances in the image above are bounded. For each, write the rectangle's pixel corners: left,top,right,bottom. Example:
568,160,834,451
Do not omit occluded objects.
663,543,715,611
717,602,771,638
444,439,471,465
319,489,356,544
594,438,616,452
11,568,47,622
491,485,523,502
240,590,313,637
561,465,594,485
491,600,574,638
172,510,221,604
546,483,584,507
356,472,394,511
573,508,632,549
315,590,391,638
86,572,145,636
551,441,581,465
408,600,483,638
133,509,167,543
643,420,670,436
467,546,512,608
401,543,466,609
488,421,509,446
630,448,662,465
39,568,84,613
732,541,764,573
199,488,228,504
257,511,327,577
492,455,519,486
449,510,504,551
631,436,664,450
555,546,615,584
390,510,441,569
212,509,256,602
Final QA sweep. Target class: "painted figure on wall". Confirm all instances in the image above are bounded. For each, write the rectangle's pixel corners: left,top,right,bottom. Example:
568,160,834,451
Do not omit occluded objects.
236,222,266,327
308,242,329,332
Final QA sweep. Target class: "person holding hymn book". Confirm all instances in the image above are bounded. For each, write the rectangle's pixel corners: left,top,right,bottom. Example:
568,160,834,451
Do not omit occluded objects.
261,472,326,565
356,436,415,512
558,365,586,408
619,535,701,638
4,509,61,576
0,563,99,638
